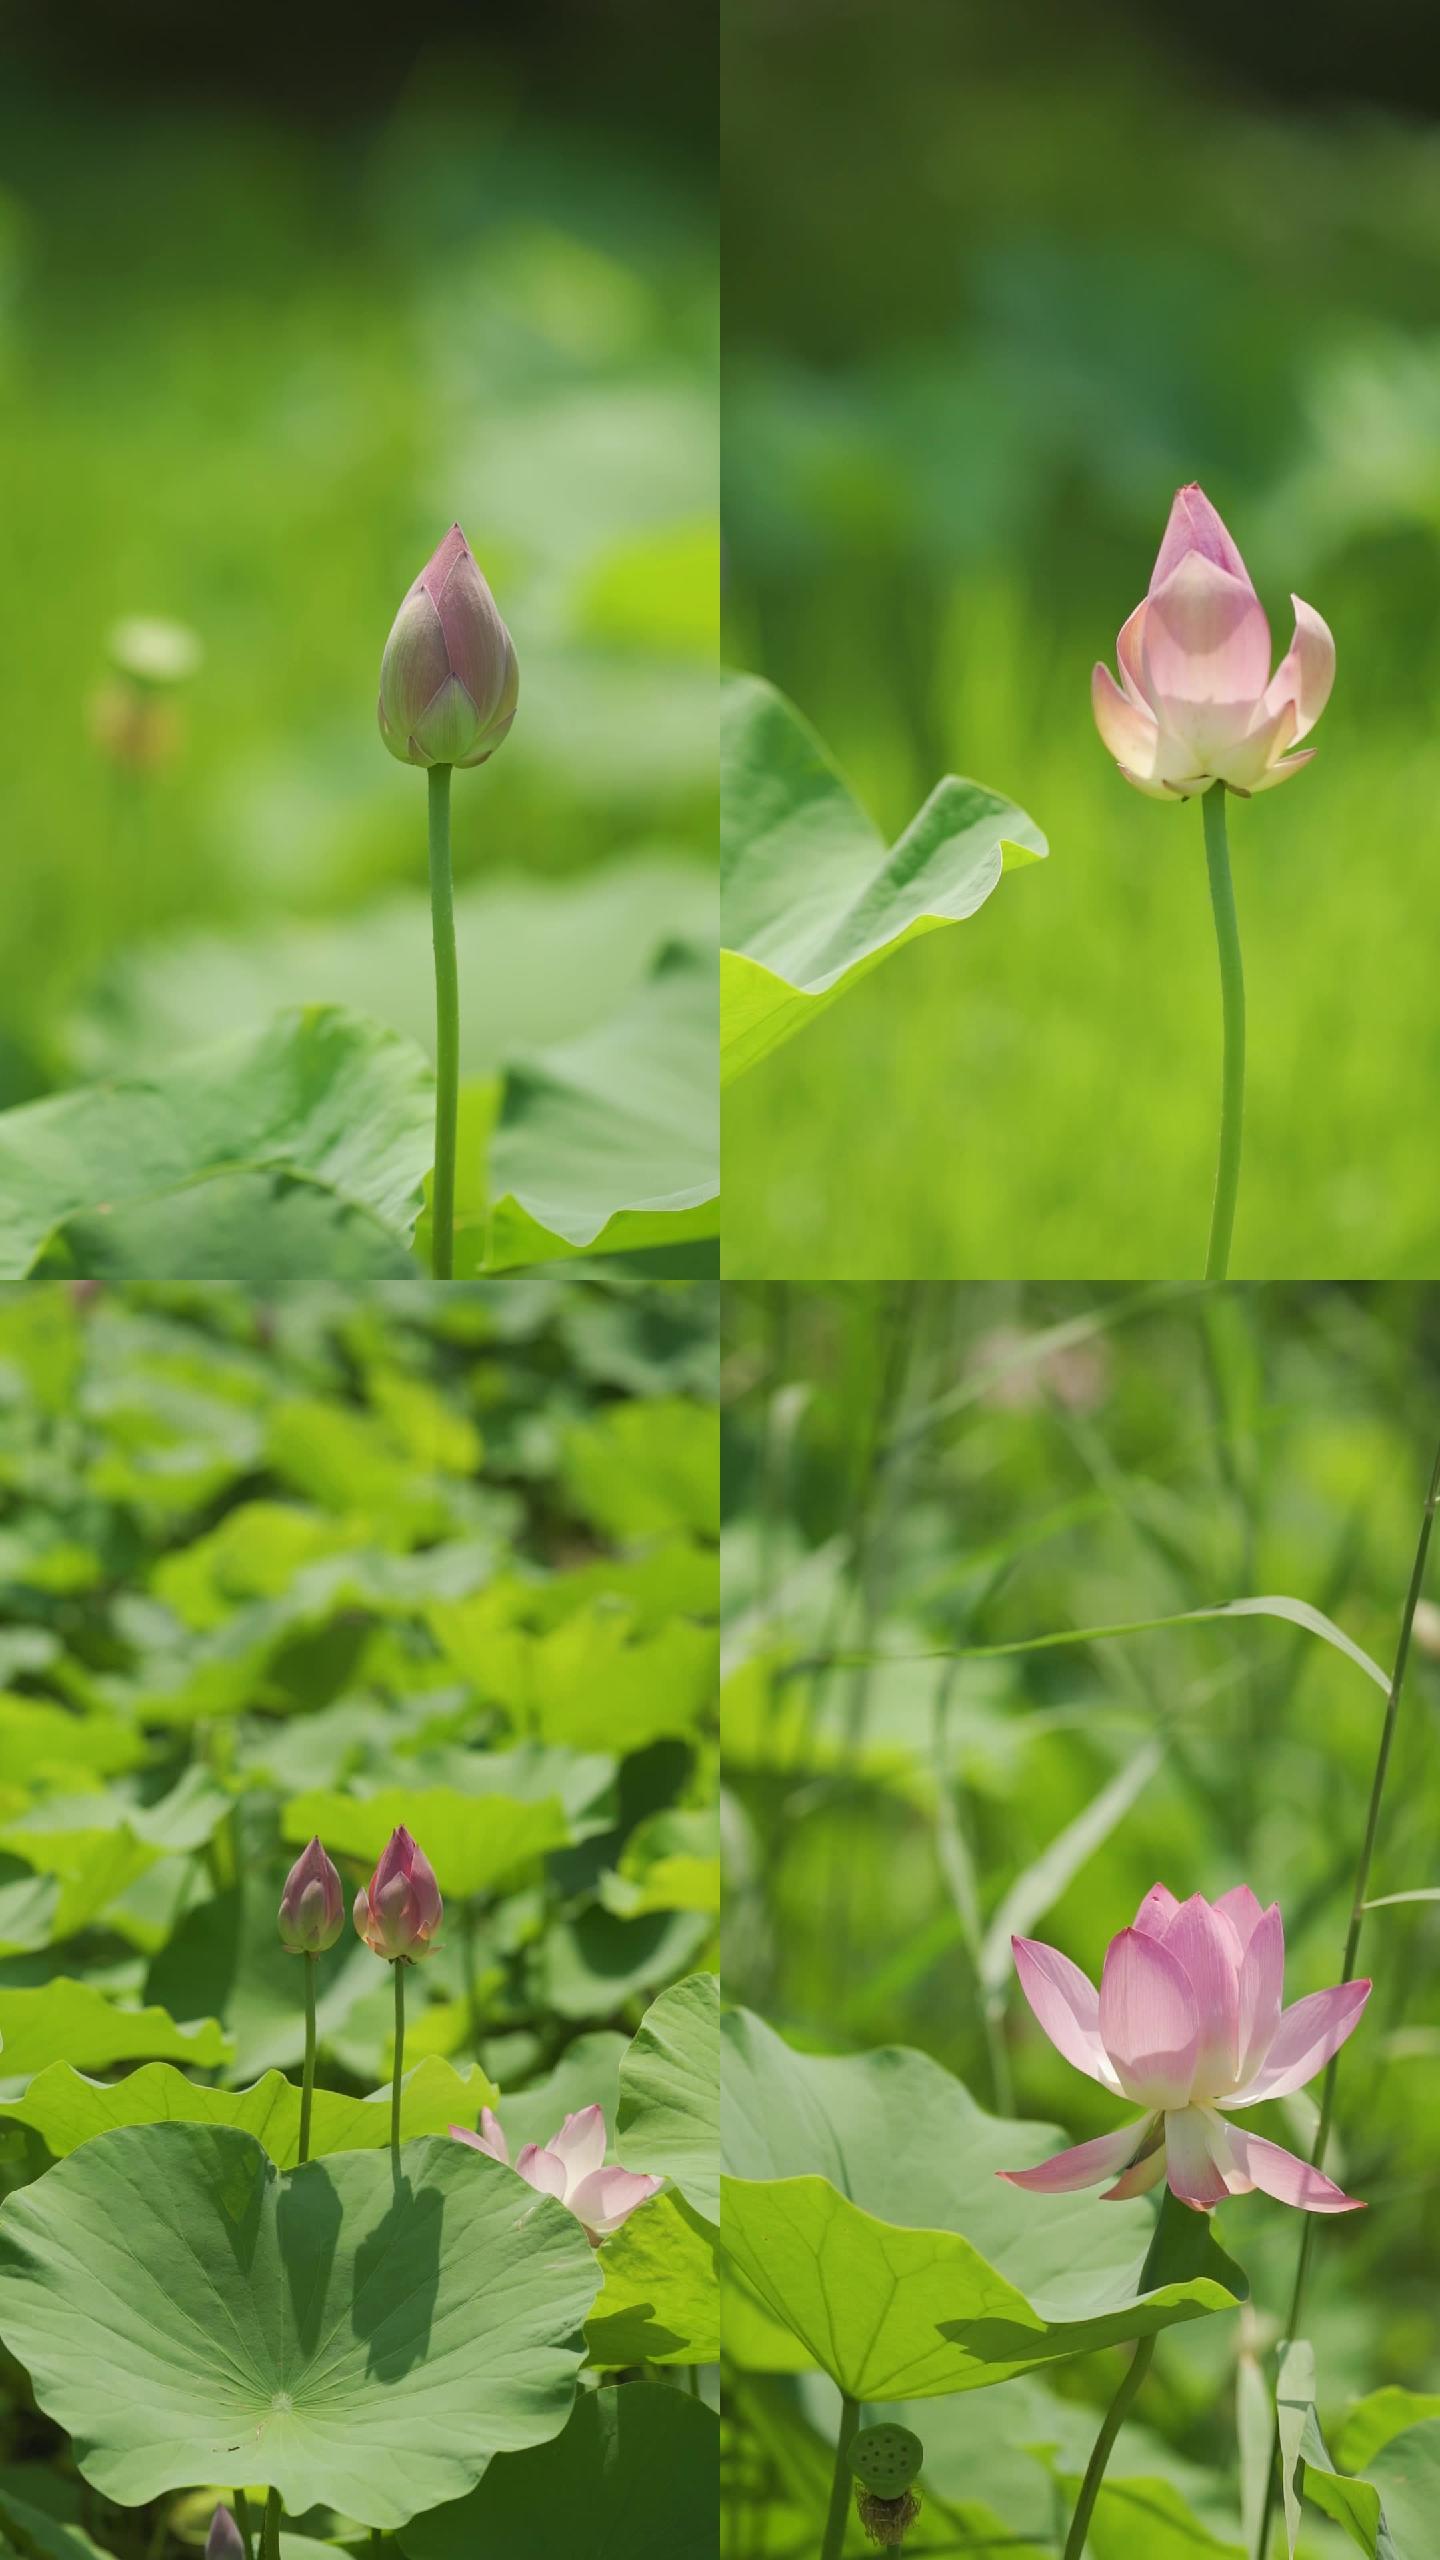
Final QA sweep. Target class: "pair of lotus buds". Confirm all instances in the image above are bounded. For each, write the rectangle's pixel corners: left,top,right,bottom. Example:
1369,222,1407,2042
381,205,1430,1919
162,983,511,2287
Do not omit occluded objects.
276,1827,441,1962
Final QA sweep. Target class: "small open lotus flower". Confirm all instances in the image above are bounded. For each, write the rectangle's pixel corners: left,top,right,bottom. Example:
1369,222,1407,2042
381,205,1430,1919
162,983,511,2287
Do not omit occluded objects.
1092,485,1334,800
378,523,518,769
277,1836,344,1953
353,1825,442,1960
1000,1884,1369,2214
205,2509,245,2560
450,2102,661,2242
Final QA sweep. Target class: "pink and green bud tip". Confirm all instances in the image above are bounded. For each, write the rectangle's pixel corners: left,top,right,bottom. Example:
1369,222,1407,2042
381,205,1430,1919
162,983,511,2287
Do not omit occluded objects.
277,1837,345,1954
378,523,518,770
1000,1883,1369,2214
353,1825,442,1960
1093,484,1334,799
450,2102,661,2242
205,2510,245,2560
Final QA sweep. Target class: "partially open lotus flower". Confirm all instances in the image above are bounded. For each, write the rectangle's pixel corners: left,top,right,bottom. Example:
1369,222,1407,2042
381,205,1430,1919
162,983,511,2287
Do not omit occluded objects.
1000,1884,1369,2214
1092,486,1334,800
378,523,518,769
353,1826,442,1960
277,1836,344,1953
450,2102,661,2242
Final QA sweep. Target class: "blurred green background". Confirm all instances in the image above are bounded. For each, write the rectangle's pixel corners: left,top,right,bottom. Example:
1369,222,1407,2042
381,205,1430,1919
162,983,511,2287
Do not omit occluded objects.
0,5,715,1097
723,1279,1440,2553
722,0,1440,1277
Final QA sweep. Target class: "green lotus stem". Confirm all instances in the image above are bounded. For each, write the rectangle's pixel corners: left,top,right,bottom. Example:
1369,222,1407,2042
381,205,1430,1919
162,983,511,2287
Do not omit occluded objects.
1201,783,1245,1280
427,761,458,1281
392,1959,407,2159
1061,2186,1185,2560
1254,1428,1440,2560
297,1954,317,2166
235,2490,255,2560
261,2489,282,2560
820,2392,859,2560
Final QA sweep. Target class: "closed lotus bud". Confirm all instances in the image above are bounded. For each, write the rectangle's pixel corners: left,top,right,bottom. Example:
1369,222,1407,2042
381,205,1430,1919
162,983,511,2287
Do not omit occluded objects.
277,1836,344,1954
205,2509,246,2560
353,1825,442,1960
377,524,518,770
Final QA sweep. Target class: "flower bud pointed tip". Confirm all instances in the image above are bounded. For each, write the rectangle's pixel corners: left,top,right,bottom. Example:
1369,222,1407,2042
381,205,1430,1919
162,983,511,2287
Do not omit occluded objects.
206,2509,246,2560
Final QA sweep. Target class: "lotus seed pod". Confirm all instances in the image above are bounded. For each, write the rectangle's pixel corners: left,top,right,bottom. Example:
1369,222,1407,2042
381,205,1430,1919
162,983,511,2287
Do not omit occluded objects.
851,2423,924,2495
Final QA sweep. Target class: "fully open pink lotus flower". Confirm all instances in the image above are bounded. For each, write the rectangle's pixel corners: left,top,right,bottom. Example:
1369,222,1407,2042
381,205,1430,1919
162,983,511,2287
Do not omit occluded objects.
1092,486,1334,800
1000,1884,1369,2214
378,522,518,770
451,2103,661,2242
277,1836,344,1954
352,1825,442,1961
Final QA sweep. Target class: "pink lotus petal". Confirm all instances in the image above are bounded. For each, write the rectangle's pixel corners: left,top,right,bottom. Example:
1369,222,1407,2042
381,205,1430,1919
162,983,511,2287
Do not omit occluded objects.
1116,600,1154,709
1243,747,1316,795
1163,2106,1232,2210
549,2106,607,2184
1133,1884,1180,1937
1234,1903,1284,2086
1142,556,1273,724
451,2123,502,2160
567,2166,663,2238
1212,1885,1264,1952
1263,596,1335,745
514,2143,568,2203
1092,665,1164,784
1011,1938,1120,2089
378,590,451,736
998,2119,1154,2195
478,2105,507,2161
1149,485,1253,593
1101,2140,1168,2202
1157,1894,1242,2093
1222,2125,1364,2214
1099,1928,1200,2109
1226,1980,1370,2107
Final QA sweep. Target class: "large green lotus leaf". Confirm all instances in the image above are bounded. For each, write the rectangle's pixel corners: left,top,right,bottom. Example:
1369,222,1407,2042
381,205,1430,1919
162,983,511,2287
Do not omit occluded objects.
541,1908,712,2022
719,2012,1243,2401
425,1601,716,1754
0,1006,433,1279
70,855,713,1081
0,2482,115,2560
561,1396,720,1542
0,1979,230,2082
1338,2392,1440,2474
604,1809,719,1918
0,2126,600,2523
399,2380,717,2560
455,946,717,1271
720,672,1046,1082
586,2192,718,2367
618,1972,719,2224
0,2053,498,2168
279,1785,572,1899
0,1695,145,1789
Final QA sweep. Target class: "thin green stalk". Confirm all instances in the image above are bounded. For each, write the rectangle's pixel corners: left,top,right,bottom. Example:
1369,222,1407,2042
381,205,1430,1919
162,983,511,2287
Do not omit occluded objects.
261,2489,282,2560
819,2392,859,2560
392,1959,407,2158
235,2490,255,2560
427,761,458,1280
298,1953,317,2165
1255,1429,1440,2560
1201,783,1245,1280
1062,2186,1183,2559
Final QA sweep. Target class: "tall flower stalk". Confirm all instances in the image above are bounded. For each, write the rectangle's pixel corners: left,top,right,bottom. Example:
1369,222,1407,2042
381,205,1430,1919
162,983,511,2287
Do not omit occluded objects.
352,1826,444,2162
1092,485,1334,1276
378,525,518,1280
276,1837,344,2167
1254,1430,1440,2559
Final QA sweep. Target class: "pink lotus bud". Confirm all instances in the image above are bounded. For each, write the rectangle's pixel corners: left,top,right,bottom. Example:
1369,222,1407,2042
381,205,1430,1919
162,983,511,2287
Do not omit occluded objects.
1093,485,1334,801
998,1883,1369,2215
451,2101,661,2243
353,1825,442,1960
277,1836,345,1954
377,524,518,770
205,2510,245,2560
